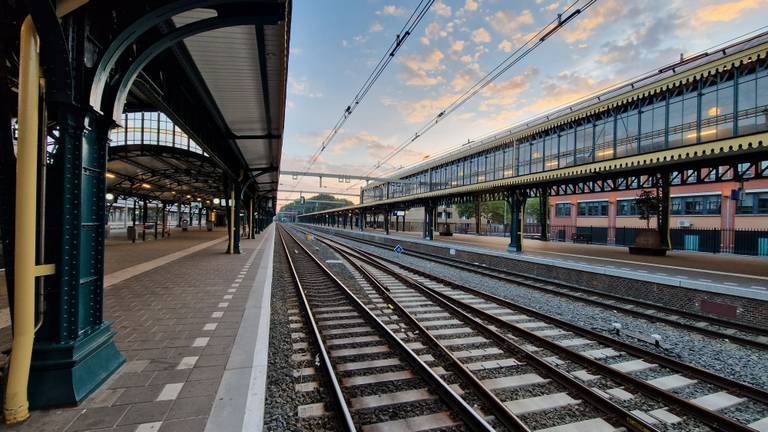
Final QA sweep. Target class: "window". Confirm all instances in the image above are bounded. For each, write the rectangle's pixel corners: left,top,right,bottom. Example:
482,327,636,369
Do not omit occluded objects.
577,201,609,216
517,141,530,175
617,199,640,216
615,106,639,157
736,192,768,215
544,134,559,169
558,129,574,167
555,203,571,217
594,114,614,161
639,96,666,153
699,75,734,142
671,195,721,215
574,121,594,164
736,59,768,135
667,84,698,148
530,138,544,173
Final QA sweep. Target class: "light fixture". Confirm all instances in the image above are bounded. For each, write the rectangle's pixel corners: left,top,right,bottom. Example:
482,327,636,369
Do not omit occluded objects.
105,172,116,179
141,183,151,189
106,193,115,200
172,191,176,195
213,198,220,204
186,194,192,198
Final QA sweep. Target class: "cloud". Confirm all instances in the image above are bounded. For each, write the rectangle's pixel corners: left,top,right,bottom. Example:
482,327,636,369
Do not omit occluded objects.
383,93,459,124
560,0,623,43
369,22,383,33
433,1,452,17
498,39,513,53
694,0,766,22
489,10,534,36
464,0,479,11
288,77,322,98
523,71,610,114
460,55,473,64
471,27,491,44
400,49,446,87
478,67,538,111
450,64,482,91
542,1,560,11
377,5,406,16
450,40,466,53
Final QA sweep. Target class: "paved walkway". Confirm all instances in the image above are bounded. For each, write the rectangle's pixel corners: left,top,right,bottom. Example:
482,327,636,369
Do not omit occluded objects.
332,227,768,300
1,225,275,432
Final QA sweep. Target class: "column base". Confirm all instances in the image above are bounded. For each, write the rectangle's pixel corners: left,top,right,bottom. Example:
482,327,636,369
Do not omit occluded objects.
29,322,124,409
507,244,522,253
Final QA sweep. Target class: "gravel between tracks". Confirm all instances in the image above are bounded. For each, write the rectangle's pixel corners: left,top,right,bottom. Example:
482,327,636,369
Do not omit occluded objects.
322,230,768,392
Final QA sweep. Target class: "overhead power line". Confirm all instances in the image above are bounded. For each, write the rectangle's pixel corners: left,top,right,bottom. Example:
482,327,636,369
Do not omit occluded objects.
288,0,436,189
347,0,599,190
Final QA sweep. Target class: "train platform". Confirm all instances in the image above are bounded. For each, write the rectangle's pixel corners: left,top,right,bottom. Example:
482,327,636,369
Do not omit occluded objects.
318,226,768,302
0,225,276,432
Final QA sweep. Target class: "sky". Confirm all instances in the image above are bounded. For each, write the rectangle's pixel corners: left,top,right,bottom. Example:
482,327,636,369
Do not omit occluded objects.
277,0,768,210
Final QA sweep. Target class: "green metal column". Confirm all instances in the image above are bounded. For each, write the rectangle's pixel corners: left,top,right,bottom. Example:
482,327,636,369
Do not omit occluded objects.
32,107,123,408
233,181,241,254
507,190,526,253
539,187,549,241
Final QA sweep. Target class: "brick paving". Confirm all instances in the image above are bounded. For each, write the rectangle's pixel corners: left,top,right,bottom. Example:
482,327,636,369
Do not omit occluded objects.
1,228,271,432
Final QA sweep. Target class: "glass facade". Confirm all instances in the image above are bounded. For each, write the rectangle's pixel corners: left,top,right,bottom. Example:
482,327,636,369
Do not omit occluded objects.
365,54,768,204
554,203,571,217
108,111,207,155
671,195,721,216
736,192,768,214
617,199,640,216
577,201,609,217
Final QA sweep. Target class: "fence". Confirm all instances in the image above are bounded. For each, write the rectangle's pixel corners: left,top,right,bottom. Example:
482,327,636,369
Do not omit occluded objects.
368,220,768,256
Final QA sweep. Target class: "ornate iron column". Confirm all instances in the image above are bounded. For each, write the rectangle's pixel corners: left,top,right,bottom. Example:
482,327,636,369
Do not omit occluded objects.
507,190,527,252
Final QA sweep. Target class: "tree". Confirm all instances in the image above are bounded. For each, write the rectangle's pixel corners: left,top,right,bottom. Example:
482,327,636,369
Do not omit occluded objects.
524,197,542,223
454,200,507,224
279,194,353,216
635,190,662,229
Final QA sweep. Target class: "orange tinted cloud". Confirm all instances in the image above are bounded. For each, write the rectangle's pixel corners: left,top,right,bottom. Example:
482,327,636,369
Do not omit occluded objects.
695,0,766,22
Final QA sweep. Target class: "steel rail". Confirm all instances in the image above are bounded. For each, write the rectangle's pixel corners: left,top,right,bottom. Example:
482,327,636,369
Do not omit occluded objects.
278,226,495,432
277,228,356,431
321,228,768,349
342,248,533,432
315,233,659,432
301,227,766,432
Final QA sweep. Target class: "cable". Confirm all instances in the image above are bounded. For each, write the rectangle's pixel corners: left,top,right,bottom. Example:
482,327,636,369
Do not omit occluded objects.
287,0,436,190
345,0,598,190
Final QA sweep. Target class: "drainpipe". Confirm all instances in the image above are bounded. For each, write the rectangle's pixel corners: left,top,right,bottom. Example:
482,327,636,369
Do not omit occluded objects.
5,15,41,425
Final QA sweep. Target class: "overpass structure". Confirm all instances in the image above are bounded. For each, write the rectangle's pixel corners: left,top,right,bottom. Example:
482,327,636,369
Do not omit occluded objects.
300,32,768,251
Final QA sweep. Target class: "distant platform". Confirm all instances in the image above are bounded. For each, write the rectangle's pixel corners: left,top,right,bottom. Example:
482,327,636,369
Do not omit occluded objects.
312,225,768,302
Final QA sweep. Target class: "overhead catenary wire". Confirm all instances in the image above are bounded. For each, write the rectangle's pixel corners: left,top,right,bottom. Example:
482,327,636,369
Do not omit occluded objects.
287,0,435,191
345,0,598,190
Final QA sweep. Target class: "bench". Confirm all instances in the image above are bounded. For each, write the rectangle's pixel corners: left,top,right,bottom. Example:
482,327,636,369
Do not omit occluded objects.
571,232,593,244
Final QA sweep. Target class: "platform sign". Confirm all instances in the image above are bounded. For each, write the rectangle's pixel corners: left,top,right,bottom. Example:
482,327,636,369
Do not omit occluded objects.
394,244,404,255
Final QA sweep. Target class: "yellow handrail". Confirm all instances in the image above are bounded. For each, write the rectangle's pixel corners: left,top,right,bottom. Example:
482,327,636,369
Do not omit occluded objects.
4,15,40,424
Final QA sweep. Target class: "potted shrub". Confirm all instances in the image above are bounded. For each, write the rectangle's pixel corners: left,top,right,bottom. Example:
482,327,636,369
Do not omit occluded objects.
629,190,667,256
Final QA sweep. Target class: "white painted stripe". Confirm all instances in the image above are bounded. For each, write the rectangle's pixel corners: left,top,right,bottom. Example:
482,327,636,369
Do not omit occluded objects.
136,421,163,432
104,237,227,288
203,323,218,331
223,295,233,299
218,302,229,308
193,337,210,347
228,288,237,293
177,356,199,369
212,311,224,318
157,383,184,401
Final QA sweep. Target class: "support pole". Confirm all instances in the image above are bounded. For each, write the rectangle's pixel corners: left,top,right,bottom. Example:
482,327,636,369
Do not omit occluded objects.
249,199,254,239
539,187,549,241
384,207,390,235
507,191,526,252
475,197,481,235
161,202,167,238
132,200,136,243
142,199,148,242
228,189,235,254
5,16,39,424
658,173,671,250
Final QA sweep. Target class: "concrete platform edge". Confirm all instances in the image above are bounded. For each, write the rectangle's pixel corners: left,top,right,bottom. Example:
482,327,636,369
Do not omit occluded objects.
205,224,275,432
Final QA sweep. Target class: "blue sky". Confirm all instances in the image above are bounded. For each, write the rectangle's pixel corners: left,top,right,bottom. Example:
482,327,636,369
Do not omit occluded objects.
278,0,768,208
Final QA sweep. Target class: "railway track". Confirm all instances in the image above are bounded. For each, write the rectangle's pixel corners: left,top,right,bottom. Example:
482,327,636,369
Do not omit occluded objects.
292,225,768,432
308,227,768,350
278,225,494,431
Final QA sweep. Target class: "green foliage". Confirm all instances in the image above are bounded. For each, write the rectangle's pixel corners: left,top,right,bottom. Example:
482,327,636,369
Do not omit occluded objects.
635,189,662,228
524,197,542,222
279,194,353,215
454,200,508,224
